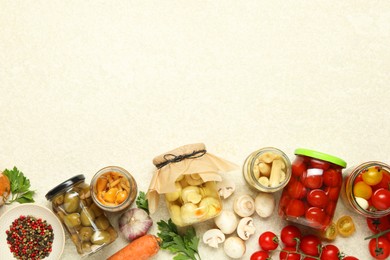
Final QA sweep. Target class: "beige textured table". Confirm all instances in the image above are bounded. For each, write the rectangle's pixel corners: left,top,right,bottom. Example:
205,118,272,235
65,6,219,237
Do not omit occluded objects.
1,1,390,259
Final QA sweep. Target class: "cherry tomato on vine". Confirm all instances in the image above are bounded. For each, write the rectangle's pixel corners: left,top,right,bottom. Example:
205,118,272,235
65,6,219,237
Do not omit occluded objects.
353,181,373,200
320,244,340,260
363,167,384,186
258,231,279,251
305,207,326,225
367,216,390,233
310,159,330,170
299,234,321,256
285,199,305,217
280,225,301,247
304,175,323,189
323,169,342,187
368,236,390,259
250,250,270,260
279,247,300,260
372,188,390,211
337,216,355,237
307,189,328,208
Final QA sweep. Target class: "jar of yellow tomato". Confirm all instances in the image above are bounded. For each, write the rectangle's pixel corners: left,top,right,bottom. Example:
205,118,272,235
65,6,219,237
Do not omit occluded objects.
91,166,138,212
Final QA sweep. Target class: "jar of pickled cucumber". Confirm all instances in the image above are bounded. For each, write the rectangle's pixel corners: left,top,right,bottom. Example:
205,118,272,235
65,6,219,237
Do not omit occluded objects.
46,175,118,256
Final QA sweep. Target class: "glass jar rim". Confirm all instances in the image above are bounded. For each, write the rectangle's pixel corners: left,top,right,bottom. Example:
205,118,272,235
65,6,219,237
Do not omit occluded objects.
295,148,347,168
91,166,136,211
45,174,85,200
248,147,292,192
347,161,390,217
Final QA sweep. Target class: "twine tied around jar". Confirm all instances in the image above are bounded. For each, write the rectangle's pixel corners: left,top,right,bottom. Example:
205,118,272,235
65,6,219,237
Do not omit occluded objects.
155,149,207,169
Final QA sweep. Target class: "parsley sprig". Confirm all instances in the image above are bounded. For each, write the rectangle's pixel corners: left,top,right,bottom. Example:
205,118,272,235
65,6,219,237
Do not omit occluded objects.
136,191,149,214
3,166,35,204
157,219,201,260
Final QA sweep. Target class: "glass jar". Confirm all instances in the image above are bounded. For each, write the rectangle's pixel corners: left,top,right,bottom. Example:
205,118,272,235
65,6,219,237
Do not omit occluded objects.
46,175,118,256
243,147,292,192
91,166,137,212
278,148,347,230
342,161,390,218
166,176,222,227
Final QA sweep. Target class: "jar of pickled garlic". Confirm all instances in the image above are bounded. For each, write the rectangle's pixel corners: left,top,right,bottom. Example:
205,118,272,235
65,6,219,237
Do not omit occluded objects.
148,143,236,227
342,161,390,218
46,175,118,256
278,148,347,230
243,147,292,192
91,166,137,212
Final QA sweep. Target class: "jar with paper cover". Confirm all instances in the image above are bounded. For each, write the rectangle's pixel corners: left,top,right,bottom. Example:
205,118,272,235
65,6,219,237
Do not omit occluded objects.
147,143,237,226
278,148,347,230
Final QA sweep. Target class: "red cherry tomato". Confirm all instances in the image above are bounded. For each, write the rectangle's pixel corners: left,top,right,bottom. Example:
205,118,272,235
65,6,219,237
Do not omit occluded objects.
323,169,342,187
280,225,302,247
353,174,364,186
373,171,390,190
343,257,359,260
304,175,323,189
307,189,328,208
258,231,279,251
250,250,270,260
368,236,390,259
305,207,326,226
292,157,307,177
287,180,307,199
324,186,340,201
367,216,390,233
320,244,340,260
310,159,330,170
285,199,305,217
325,201,337,216
372,188,390,211
299,234,321,256
279,247,300,260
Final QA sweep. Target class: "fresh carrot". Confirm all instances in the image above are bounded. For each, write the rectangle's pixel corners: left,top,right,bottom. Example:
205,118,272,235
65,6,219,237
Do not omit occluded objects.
107,234,160,260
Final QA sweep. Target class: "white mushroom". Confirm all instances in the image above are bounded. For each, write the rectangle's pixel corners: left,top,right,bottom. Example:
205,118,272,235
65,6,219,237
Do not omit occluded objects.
237,217,256,240
216,179,236,199
181,186,202,204
203,229,225,248
255,192,275,218
214,210,238,234
233,194,255,217
185,174,204,185
223,237,246,259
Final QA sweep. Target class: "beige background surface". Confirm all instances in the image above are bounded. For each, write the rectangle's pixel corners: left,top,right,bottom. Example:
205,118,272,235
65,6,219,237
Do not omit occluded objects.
1,1,390,259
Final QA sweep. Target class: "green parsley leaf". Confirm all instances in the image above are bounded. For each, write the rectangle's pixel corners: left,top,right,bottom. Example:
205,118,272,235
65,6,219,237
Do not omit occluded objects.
157,219,201,260
3,167,35,204
136,191,149,214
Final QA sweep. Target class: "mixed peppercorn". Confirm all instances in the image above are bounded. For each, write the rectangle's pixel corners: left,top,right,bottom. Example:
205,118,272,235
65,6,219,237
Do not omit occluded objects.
6,215,54,260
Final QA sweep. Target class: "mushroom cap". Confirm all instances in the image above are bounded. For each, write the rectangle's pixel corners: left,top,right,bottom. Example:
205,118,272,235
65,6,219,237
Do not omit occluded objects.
214,210,238,234
233,194,255,217
202,229,225,248
216,179,236,199
223,236,246,259
237,217,256,240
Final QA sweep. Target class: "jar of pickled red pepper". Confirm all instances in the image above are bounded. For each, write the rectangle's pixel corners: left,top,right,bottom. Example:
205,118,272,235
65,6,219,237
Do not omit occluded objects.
46,175,118,256
278,148,347,230
342,161,390,218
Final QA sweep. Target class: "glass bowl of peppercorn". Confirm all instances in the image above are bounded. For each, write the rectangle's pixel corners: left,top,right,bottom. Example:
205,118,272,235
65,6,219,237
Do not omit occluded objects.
0,204,65,260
